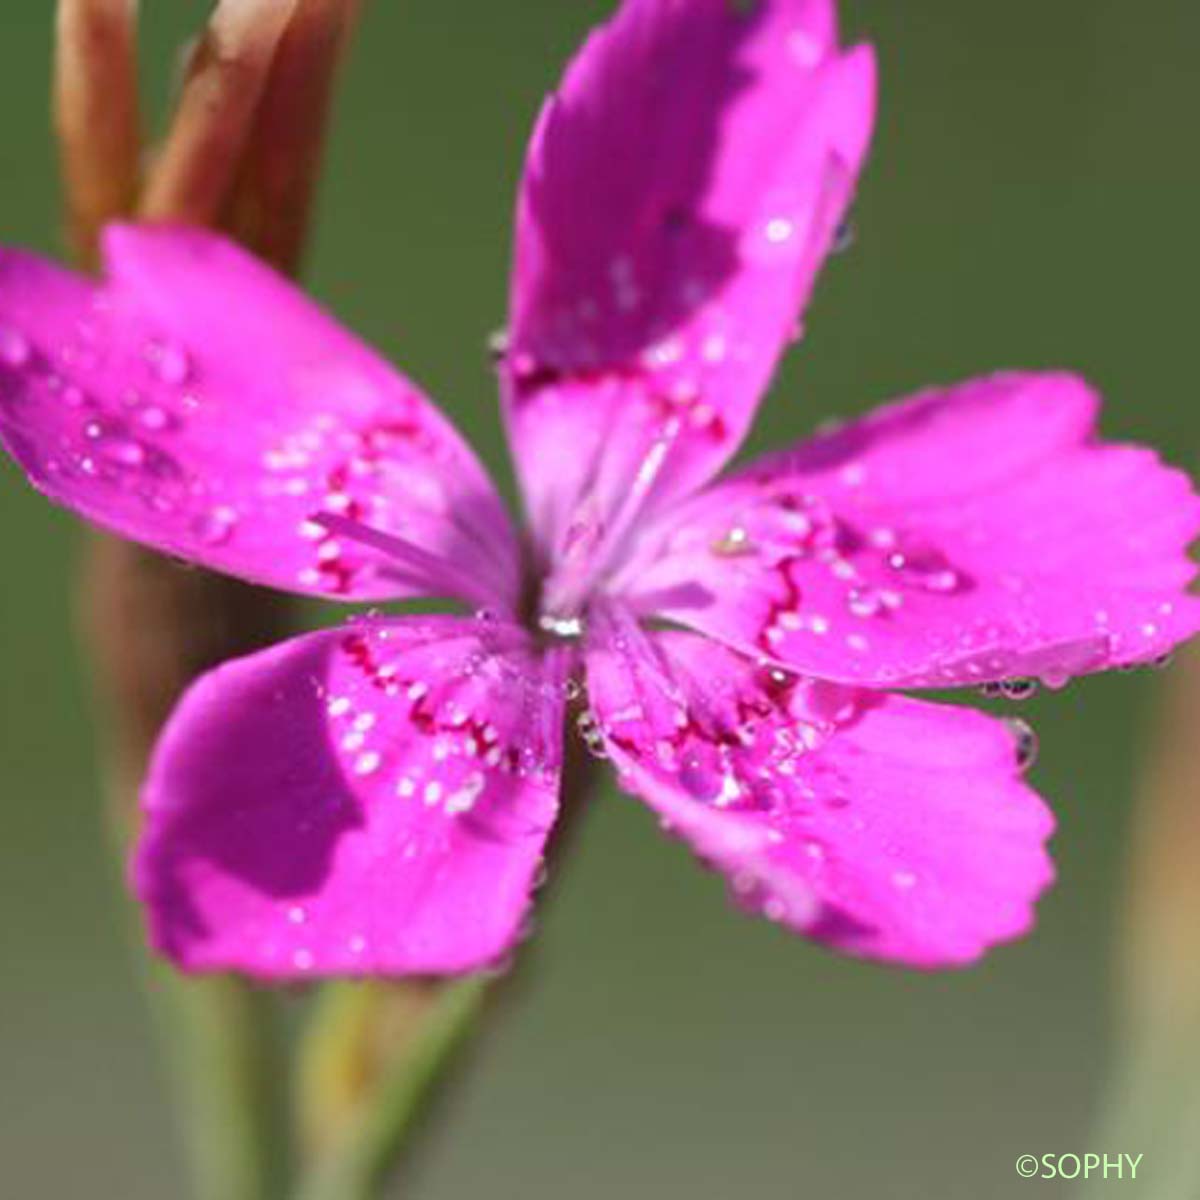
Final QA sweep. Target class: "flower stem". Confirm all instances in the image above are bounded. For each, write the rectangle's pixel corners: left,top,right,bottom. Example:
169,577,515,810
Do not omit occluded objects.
292,978,490,1200
149,972,292,1200
290,750,602,1200
140,0,298,227
1081,641,1200,1196
54,0,140,268
224,0,361,273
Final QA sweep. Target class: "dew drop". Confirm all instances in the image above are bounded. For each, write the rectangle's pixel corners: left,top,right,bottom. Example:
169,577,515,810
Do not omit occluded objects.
0,325,31,367
832,217,856,254
764,216,795,244
147,339,192,385
575,710,609,758
102,436,146,467
711,526,755,557
1038,666,1070,691
137,404,172,432
194,505,239,546
887,547,962,593
1005,717,1039,773
82,417,150,469
445,772,484,816
846,587,885,618
487,328,510,363
353,750,381,776
1001,678,1038,701
678,753,724,802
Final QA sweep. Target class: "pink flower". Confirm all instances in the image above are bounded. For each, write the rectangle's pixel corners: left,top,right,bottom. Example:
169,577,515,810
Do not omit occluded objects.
2,0,1197,976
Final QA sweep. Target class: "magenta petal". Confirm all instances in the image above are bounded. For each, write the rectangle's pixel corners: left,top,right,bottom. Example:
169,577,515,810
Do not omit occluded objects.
621,372,1200,686
135,616,567,977
0,226,519,606
585,614,1054,967
505,0,875,561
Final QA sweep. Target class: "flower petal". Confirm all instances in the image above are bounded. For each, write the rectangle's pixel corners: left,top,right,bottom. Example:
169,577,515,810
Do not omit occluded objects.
0,226,519,606
505,0,875,566
135,616,567,977
620,373,1200,687
584,611,1054,967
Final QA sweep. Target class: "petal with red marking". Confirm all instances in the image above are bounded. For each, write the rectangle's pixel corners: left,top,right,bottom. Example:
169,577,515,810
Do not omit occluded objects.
0,226,518,606
135,616,566,977
505,0,875,561
621,373,1200,687
584,614,1054,967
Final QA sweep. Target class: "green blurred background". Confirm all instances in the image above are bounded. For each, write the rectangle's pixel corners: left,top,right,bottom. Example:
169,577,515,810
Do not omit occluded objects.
2,2,1197,1197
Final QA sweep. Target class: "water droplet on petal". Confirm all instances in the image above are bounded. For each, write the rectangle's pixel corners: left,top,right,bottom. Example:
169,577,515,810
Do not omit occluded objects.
711,526,756,557
0,325,31,367
353,750,381,776
137,404,172,431
1038,667,1070,691
146,339,192,385
193,505,239,546
575,709,609,758
104,436,147,467
764,216,795,244
887,546,963,593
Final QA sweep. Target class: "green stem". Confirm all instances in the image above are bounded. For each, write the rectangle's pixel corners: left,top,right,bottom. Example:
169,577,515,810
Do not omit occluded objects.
105,795,291,1200
1079,643,1200,1195
148,972,292,1200
292,977,490,1200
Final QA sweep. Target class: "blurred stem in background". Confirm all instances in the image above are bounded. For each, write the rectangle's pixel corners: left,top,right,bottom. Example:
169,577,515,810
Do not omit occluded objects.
53,3,502,1198
293,978,490,1200
1084,640,1200,1197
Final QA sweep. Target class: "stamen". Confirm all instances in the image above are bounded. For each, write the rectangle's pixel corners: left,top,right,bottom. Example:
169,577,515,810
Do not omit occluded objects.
309,512,500,609
542,418,681,616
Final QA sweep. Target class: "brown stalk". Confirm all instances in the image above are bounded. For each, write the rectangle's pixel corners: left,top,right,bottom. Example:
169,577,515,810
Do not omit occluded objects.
68,0,321,823
140,0,299,227
54,0,140,268
225,0,362,273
